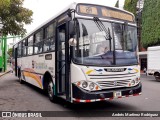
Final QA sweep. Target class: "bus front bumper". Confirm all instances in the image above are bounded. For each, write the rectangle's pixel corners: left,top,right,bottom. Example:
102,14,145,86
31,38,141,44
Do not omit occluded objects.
72,83,142,103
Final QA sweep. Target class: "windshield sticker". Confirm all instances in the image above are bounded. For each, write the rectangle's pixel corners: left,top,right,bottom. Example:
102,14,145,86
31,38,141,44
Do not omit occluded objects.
86,69,104,75
86,70,94,75
128,68,139,73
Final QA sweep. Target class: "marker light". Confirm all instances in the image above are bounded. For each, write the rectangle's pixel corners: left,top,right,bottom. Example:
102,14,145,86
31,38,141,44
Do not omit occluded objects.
77,81,81,86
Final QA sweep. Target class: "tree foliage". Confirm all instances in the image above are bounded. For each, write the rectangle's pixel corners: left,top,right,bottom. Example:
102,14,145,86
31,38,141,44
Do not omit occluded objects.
0,0,33,35
123,0,138,15
7,48,13,57
115,0,119,8
141,0,160,48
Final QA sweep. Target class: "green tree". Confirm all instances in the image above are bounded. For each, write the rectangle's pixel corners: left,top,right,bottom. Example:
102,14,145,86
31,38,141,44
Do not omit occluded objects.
123,0,138,15
115,0,119,8
7,48,13,57
141,0,160,48
0,0,33,35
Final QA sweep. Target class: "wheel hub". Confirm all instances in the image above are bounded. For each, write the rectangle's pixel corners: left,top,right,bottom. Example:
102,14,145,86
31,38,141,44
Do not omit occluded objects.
48,82,53,97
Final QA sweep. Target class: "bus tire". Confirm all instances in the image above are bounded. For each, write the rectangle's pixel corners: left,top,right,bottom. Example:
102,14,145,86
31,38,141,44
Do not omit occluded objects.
154,72,160,81
155,77,160,81
47,80,57,103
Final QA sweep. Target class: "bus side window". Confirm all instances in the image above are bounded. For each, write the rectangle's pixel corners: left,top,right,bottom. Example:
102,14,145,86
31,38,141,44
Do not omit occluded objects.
44,23,56,52
34,30,43,54
22,39,27,56
18,42,22,57
27,36,33,55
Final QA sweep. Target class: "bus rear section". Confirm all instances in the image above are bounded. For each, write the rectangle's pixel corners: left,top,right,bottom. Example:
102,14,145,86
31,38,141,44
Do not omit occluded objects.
147,46,160,81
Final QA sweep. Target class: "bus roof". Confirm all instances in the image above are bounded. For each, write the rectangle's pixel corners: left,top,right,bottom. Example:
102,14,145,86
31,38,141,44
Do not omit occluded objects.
148,46,160,51
14,2,135,46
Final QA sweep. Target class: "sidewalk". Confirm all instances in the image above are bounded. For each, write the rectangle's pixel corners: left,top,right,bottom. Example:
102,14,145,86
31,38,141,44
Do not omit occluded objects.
0,64,12,77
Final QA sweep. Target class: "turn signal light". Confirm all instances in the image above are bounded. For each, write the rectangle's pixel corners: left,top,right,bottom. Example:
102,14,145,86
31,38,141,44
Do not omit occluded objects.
77,81,81,86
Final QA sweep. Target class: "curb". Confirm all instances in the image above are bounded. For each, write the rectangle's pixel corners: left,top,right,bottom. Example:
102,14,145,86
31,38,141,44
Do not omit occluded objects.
0,70,12,78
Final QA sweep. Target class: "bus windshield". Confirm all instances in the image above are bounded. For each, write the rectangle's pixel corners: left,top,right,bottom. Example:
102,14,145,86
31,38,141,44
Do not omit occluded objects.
72,19,138,66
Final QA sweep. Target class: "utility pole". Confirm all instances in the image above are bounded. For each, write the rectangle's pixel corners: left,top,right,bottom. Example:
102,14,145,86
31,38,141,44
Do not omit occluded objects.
136,0,144,51
0,35,22,72
2,36,7,72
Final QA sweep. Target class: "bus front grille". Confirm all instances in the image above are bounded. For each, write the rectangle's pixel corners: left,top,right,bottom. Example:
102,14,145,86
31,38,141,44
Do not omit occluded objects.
97,79,131,89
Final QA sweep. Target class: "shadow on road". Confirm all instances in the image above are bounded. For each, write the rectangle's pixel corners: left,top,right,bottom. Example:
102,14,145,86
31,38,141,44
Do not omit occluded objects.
13,78,137,112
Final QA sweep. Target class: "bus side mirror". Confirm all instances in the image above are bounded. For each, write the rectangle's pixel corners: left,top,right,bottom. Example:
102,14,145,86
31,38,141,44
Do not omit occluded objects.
69,38,77,46
69,21,75,36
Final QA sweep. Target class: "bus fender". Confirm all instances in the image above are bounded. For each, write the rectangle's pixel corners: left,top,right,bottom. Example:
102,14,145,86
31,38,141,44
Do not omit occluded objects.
42,71,54,90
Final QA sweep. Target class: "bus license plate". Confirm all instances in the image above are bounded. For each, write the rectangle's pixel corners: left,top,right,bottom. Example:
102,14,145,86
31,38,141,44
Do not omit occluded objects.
114,91,122,98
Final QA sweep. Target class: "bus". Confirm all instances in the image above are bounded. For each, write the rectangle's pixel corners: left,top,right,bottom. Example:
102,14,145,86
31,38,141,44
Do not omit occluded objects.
13,3,142,103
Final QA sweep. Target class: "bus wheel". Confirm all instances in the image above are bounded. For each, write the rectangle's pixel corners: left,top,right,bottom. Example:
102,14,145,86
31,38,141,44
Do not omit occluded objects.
155,76,160,81
154,72,160,81
48,81,57,103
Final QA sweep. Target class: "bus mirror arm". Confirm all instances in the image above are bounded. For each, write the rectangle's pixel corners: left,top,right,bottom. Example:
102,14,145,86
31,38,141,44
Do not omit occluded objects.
69,46,73,63
67,9,75,18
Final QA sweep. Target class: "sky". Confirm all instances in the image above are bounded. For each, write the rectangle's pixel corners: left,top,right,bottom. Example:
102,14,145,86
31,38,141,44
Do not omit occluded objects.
23,0,125,34
7,0,125,47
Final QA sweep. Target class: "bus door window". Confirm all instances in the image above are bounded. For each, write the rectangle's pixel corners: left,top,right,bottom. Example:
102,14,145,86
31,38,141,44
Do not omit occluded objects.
59,28,66,74
59,29,65,56
57,25,66,93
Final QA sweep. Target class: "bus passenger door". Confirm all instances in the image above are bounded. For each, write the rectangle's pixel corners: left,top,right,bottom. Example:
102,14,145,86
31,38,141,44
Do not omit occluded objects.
15,47,18,76
55,23,70,101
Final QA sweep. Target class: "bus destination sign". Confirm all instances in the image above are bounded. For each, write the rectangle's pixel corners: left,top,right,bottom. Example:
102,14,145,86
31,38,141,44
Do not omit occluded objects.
79,5,98,15
102,8,134,22
77,4,134,22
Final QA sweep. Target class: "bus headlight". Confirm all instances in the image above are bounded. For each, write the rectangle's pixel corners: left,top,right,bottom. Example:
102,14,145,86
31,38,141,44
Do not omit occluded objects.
131,80,135,86
89,82,95,90
136,77,140,83
82,81,88,88
129,77,140,87
75,81,101,91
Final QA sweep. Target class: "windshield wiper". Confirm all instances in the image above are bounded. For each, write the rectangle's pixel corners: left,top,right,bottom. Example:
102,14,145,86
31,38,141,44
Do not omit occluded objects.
93,17,113,54
93,17,112,41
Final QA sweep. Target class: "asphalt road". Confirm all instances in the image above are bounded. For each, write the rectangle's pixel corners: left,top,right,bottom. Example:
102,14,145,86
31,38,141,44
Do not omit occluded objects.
0,73,160,120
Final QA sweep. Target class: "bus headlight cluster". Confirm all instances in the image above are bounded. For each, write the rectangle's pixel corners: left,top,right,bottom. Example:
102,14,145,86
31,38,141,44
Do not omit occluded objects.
136,77,140,83
130,77,140,87
131,80,136,86
75,81,101,91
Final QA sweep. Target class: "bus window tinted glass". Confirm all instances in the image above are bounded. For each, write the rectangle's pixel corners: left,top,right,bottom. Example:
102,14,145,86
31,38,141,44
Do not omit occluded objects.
34,30,43,54
44,23,56,52
28,36,33,55
22,40,27,56
18,43,22,57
